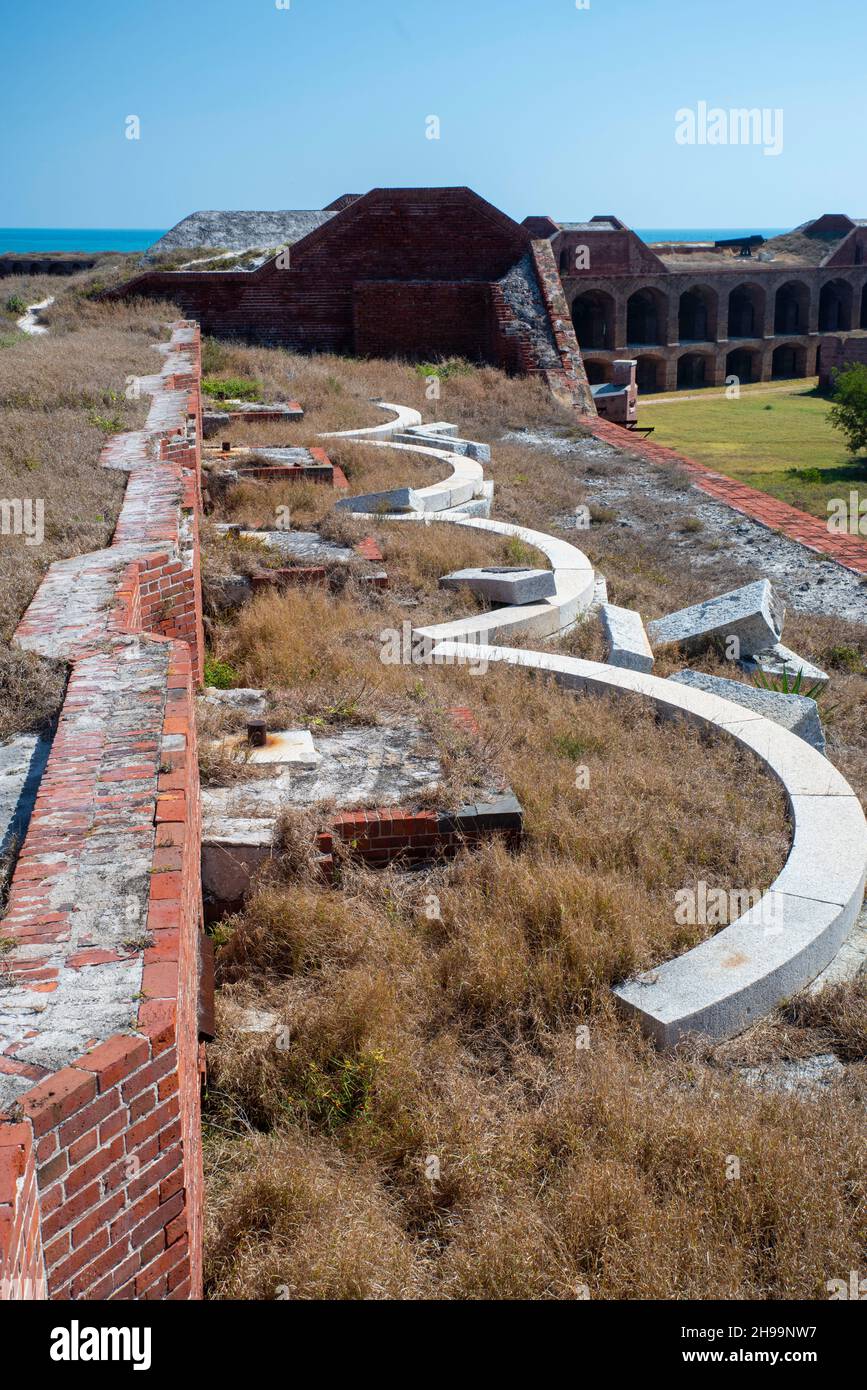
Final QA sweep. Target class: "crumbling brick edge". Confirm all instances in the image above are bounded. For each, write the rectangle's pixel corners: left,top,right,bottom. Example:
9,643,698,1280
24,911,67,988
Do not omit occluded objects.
0,322,206,1301
531,239,596,415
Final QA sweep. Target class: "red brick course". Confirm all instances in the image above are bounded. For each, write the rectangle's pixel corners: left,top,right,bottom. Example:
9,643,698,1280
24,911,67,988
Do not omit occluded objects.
0,322,206,1302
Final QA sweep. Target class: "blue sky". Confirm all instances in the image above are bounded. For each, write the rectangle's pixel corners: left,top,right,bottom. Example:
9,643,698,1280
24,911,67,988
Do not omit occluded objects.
2,0,864,230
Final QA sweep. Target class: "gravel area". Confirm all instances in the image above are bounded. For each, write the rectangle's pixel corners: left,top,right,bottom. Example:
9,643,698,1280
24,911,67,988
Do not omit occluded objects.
506,428,867,624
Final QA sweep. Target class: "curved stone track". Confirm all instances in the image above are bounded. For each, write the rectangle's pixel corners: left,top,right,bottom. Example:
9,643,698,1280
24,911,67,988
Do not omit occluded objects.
319,404,867,1047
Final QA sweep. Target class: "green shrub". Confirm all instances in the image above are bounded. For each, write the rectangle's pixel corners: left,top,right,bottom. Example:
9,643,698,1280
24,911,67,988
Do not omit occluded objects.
294,1051,384,1133
202,375,263,403
414,358,474,382
824,644,865,674
89,411,125,433
4,295,26,315
829,362,867,455
203,657,239,689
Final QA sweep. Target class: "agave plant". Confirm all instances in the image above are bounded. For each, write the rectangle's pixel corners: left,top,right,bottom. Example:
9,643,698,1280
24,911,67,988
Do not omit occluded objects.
751,665,827,701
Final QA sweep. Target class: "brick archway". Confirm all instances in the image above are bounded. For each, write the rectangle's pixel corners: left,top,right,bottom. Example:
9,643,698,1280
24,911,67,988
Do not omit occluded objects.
571,290,615,350
626,287,667,346
819,279,854,332
678,286,717,342
677,351,713,389
771,343,807,378
726,347,759,384
634,355,664,392
774,281,810,335
728,283,766,339
583,357,612,385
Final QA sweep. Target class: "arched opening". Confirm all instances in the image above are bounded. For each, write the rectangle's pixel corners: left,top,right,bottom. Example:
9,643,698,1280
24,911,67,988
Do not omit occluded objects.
726,348,758,385
635,356,663,393
626,288,667,345
860,284,867,330
774,281,810,335
727,284,765,338
678,287,716,342
571,291,614,351
677,353,711,389
583,358,611,385
771,344,806,378
818,279,853,332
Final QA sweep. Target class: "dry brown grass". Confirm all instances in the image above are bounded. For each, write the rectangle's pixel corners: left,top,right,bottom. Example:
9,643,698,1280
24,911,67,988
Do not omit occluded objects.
0,270,179,733
203,612,825,1300
192,335,865,1301
206,996,865,1299
0,276,59,334
201,335,573,445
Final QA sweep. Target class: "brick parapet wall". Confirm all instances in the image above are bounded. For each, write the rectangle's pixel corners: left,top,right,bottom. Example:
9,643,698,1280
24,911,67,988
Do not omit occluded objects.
530,239,596,413
0,321,206,1301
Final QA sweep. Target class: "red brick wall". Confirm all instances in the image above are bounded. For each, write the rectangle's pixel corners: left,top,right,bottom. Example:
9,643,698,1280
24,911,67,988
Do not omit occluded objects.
114,187,531,354
0,1124,45,1299
818,333,867,387
553,227,666,277
354,280,505,364
0,322,206,1301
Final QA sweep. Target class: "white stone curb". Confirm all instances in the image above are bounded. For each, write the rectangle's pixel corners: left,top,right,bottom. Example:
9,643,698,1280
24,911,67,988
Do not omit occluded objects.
318,400,422,439
429,641,867,1047
335,439,485,515
375,512,596,643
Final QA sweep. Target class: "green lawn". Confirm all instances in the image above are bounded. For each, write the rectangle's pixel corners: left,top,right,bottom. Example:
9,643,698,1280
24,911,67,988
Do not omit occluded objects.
641,379,867,519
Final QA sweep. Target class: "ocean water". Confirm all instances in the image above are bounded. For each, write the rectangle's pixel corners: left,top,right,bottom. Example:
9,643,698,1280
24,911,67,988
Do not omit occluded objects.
636,227,786,243
0,229,166,254
0,226,789,254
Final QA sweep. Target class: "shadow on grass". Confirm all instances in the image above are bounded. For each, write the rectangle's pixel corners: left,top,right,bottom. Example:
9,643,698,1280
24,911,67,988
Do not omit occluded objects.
785,458,867,485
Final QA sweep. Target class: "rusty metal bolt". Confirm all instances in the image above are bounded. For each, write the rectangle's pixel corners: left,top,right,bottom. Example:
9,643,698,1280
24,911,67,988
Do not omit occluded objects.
247,719,267,747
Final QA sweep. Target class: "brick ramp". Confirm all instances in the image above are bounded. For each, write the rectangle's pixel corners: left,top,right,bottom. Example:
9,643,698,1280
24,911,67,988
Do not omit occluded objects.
0,322,205,1301
588,416,867,577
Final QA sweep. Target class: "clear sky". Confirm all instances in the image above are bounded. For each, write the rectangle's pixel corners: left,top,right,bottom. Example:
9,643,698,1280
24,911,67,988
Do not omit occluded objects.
2,0,863,230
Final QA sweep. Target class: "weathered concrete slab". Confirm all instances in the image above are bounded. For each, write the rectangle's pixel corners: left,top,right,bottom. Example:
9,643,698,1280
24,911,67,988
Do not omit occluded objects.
199,687,268,714
439,566,556,605
202,401,303,437
213,526,353,565
738,1052,844,1095
647,579,785,657
446,495,493,519
336,485,419,515
600,603,654,673
740,642,829,686
201,720,445,904
212,728,322,768
669,669,825,753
